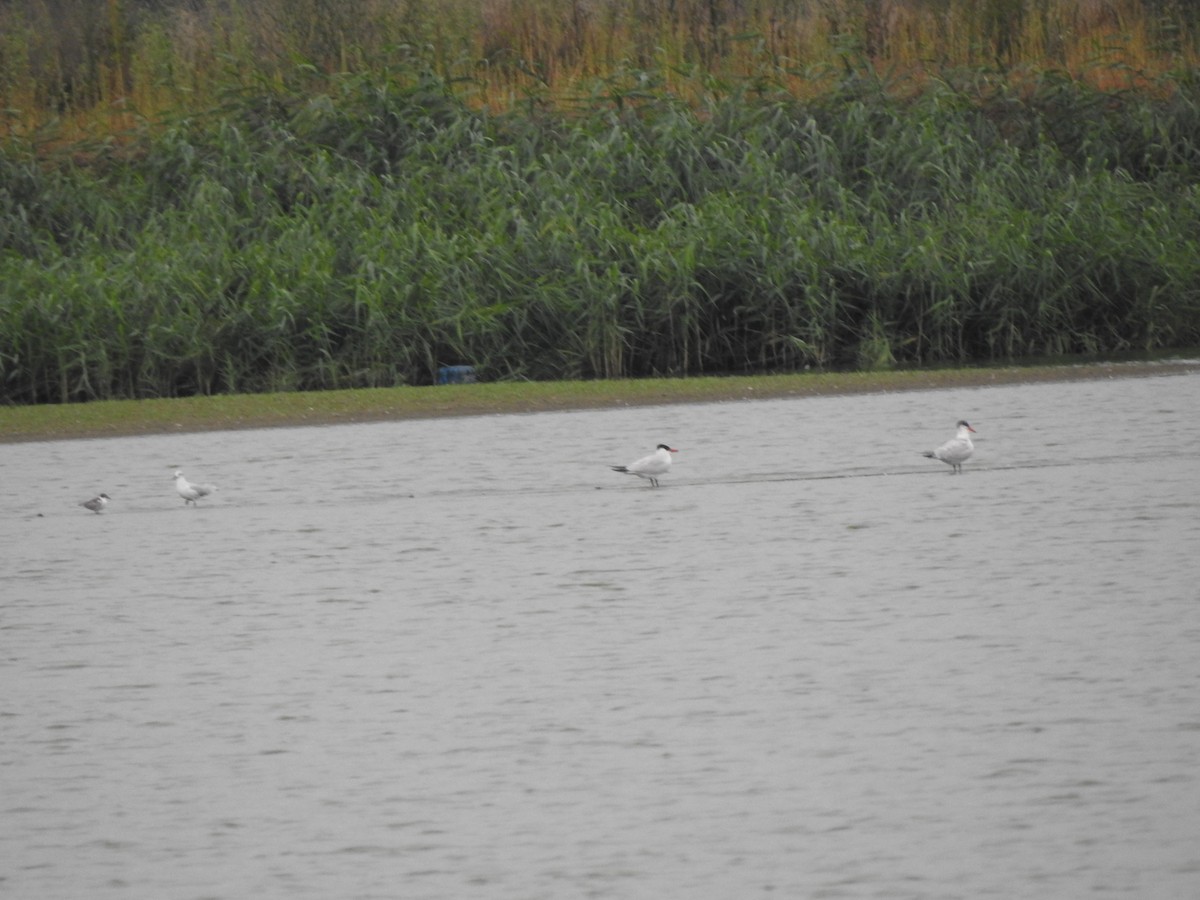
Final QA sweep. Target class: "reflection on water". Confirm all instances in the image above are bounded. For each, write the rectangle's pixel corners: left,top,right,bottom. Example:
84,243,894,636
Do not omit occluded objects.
3,373,1199,899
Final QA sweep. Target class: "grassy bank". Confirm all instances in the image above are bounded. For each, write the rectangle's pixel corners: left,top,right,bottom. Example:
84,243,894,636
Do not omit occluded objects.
2,360,1196,443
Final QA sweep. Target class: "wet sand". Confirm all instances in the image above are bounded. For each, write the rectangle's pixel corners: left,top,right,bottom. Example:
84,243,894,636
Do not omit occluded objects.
4,370,1199,900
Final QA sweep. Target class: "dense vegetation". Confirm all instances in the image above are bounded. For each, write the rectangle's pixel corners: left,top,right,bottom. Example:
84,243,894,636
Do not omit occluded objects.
2,1,1200,403
4,1,1198,129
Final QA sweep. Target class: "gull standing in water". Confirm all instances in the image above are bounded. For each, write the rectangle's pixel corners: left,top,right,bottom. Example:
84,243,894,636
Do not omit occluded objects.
80,493,111,513
611,444,678,487
923,420,976,474
174,470,217,506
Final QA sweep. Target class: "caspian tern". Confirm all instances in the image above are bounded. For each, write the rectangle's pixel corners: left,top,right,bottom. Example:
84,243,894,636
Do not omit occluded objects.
80,493,110,513
611,444,678,487
923,420,976,474
174,470,217,505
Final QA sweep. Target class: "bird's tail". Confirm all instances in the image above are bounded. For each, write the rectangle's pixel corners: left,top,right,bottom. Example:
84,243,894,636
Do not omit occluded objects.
921,451,936,459
610,466,629,473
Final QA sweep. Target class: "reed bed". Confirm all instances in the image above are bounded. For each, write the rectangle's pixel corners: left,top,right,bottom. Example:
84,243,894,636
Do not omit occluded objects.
3,61,1200,403
4,3,1200,405
3,0,1200,134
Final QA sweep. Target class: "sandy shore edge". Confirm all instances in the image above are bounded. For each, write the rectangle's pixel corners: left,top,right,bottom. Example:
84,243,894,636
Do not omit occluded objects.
2,359,1197,444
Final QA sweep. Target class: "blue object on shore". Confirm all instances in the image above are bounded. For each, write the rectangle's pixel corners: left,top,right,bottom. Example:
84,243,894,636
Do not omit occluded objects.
437,365,477,385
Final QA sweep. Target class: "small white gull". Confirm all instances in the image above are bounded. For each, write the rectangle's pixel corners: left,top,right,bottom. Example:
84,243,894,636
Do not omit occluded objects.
174,470,217,505
923,420,976,474
611,444,678,488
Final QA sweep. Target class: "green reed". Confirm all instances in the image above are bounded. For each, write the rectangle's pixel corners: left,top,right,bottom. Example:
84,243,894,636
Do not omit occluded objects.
2,66,1200,403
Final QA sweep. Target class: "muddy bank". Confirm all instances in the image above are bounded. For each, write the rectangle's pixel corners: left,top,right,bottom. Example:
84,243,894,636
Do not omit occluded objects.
1,359,1197,444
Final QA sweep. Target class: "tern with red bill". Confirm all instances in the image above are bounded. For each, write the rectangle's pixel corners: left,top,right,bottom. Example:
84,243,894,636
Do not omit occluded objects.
923,420,976,474
611,444,678,487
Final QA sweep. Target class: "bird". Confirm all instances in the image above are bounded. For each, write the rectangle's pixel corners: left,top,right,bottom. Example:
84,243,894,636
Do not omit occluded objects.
174,470,217,505
923,420,976,474
611,444,678,487
80,493,110,513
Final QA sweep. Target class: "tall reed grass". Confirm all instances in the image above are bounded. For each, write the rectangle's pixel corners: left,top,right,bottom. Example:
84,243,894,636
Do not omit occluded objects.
3,63,1200,403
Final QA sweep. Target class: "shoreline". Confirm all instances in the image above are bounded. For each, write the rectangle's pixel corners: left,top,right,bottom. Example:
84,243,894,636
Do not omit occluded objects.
1,359,1197,444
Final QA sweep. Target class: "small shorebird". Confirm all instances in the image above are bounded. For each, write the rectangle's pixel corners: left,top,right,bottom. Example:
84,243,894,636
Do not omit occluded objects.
923,420,976,474
611,444,678,487
80,493,111,513
174,470,217,506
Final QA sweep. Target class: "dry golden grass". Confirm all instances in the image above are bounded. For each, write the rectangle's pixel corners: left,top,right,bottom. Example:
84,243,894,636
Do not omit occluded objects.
2,0,1197,138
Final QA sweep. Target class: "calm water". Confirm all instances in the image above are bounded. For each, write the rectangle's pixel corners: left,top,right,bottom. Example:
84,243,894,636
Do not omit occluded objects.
3,372,1199,900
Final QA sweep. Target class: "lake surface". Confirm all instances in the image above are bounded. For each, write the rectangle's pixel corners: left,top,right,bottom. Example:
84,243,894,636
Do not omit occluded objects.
3,371,1199,900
